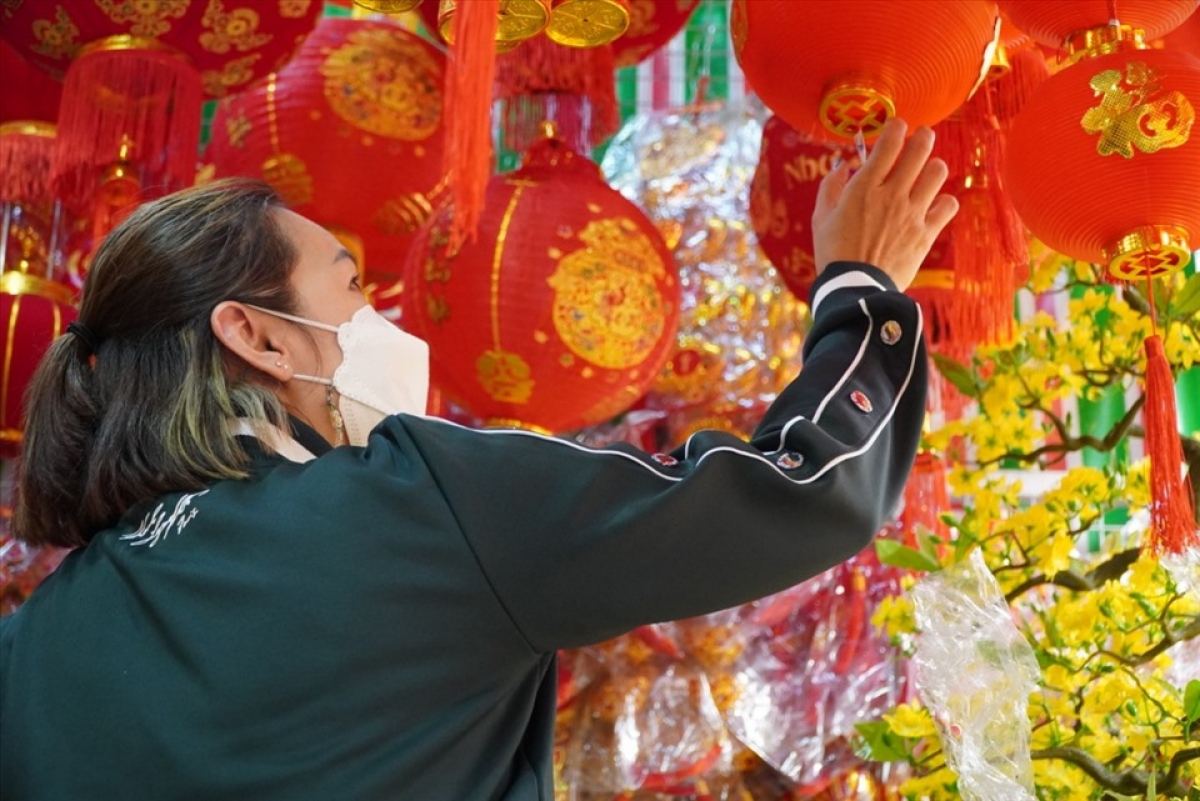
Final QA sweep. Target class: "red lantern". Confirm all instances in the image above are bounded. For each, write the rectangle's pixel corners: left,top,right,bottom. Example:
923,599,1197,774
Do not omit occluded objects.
403,131,680,433
0,0,321,221
749,115,853,303
1,279,77,459
997,1,1198,50
206,17,447,283
1005,48,1200,275
611,0,700,68
731,0,999,141
1160,4,1200,51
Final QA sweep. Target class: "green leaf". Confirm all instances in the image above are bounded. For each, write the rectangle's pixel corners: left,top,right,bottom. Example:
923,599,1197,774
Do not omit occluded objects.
916,529,943,564
876,539,942,572
854,721,911,762
1184,679,1200,742
1172,272,1200,318
931,353,979,398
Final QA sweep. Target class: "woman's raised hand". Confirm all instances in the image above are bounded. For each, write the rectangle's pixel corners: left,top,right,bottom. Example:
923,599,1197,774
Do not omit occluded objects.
811,118,959,292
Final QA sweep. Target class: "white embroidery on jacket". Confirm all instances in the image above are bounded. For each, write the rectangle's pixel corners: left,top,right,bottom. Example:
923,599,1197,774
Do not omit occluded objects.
119,490,210,548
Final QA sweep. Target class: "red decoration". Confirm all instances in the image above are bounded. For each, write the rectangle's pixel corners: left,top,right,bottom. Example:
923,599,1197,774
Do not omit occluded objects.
0,0,321,220
206,17,447,283
997,1,1198,49
0,40,61,126
403,132,680,433
748,115,853,303
1160,5,1200,51
1,279,77,459
731,0,999,141
611,0,700,68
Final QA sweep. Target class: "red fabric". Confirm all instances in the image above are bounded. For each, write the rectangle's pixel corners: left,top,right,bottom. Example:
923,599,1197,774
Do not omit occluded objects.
732,0,999,142
997,0,1198,48
1005,48,1200,267
0,40,61,124
206,17,447,282
611,0,700,68
1160,4,1200,50
0,290,77,460
403,136,680,434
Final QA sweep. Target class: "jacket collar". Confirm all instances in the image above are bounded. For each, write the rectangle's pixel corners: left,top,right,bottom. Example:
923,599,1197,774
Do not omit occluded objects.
228,416,333,465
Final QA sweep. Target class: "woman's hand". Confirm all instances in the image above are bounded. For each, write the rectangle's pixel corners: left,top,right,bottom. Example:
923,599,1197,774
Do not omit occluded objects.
811,118,959,291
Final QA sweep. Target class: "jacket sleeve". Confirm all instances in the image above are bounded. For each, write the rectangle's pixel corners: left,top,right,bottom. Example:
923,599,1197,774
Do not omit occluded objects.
383,260,927,652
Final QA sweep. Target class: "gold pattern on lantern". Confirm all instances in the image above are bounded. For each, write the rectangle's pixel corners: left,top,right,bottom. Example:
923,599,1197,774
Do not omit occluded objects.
261,153,314,206
374,192,434,236
224,109,251,148
1106,225,1192,281
548,219,668,370
320,29,443,140
625,0,659,38
278,0,314,18
96,0,189,37
477,349,535,403
200,0,271,54
201,53,261,95
819,82,895,139
1082,62,1194,158
425,295,449,324
31,6,80,60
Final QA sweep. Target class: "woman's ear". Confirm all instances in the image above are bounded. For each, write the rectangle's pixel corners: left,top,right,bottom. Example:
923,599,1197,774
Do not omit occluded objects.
210,301,293,382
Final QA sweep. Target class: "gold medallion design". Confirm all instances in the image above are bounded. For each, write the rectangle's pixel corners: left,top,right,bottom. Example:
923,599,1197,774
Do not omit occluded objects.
202,53,260,96
278,0,313,17
200,0,271,54
477,349,534,403
320,29,442,141
1082,62,1195,158
819,83,894,139
95,0,188,37
31,5,80,60
548,218,669,371
261,153,313,206
224,109,251,148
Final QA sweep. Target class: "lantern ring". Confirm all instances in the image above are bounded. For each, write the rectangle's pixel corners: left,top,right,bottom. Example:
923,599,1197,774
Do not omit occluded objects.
1106,225,1192,281
0,122,56,139
76,35,193,67
0,273,76,306
819,82,895,140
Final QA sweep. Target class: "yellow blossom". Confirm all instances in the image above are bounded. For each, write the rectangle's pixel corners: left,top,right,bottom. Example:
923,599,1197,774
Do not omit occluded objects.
884,703,937,739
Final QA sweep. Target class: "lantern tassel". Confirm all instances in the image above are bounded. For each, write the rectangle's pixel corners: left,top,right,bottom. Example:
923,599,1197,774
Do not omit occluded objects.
0,128,55,203
445,0,500,251
1143,334,1197,555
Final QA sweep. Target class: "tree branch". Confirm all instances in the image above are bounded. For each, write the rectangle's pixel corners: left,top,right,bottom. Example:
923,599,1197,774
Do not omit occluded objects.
1032,745,1194,797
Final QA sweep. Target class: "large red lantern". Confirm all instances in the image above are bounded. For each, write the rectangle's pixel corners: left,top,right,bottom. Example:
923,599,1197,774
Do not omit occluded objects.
1160,4,1200,51
611,0,700,68
997,1,1197,50
0,0,321,224
749,115,853,304
403,131,680,433
1005,48,1200,276
206,17,446,283
731,0,999,142
1,281,77,459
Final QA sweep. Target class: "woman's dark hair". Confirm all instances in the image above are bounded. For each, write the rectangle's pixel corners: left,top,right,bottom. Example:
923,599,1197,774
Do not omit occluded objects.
15,178,300,548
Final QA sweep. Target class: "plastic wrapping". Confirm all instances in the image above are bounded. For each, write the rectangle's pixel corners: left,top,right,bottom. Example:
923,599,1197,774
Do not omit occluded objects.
910,549,1039,801
1161,544,1200,599
600,98,806,439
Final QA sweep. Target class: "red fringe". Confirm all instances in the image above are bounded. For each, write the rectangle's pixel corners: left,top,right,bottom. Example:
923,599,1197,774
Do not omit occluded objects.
53,45,202,214
901,452,952,549
1143,335,1198,555
0,128,55,203
493,37,617,153
445,0,500,251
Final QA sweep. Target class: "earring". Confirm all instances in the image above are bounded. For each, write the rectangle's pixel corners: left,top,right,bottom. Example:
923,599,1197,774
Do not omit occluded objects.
325,385,345,447
275,359,285,368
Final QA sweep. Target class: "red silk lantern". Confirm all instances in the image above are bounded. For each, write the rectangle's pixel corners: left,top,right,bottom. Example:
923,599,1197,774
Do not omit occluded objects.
0,40,61,126
0,0,321,219
403,131,680,433
1005,48,1200,276
611,0,700,68
1160,5,1200,51
0,279,77,459
731,0,999,141
997,1,1198,50
748,115,853,303
206,17,447,282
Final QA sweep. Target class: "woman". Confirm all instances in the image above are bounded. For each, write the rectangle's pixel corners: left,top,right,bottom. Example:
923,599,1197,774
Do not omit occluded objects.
1,118,955,799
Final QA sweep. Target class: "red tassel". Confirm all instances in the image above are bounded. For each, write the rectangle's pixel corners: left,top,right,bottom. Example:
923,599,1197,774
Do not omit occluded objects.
445,0,500,251
53,40,201,215
0,123,56,203
901,452,952,549
1143,335,1198,555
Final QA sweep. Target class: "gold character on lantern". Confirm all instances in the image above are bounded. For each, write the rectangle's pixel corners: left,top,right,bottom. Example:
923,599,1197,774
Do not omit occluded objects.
477,349,535,404
200,0,272,55
96,0,188,38
31,5,80,60
1082,62,1195,158
201,53,261,96
261,153,314,206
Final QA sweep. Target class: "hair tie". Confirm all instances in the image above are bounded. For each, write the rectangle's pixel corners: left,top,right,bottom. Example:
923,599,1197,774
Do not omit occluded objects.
67,321,102,356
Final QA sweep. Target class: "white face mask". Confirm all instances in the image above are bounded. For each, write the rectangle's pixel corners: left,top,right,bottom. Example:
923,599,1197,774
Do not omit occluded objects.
249,304,430,446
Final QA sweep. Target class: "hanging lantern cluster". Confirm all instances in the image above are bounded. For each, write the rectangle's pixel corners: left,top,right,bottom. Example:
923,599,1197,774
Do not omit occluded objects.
0,0,322,246
206,16,447,294
731,0,1000,142
403,127,680,434
1000,0,1200,555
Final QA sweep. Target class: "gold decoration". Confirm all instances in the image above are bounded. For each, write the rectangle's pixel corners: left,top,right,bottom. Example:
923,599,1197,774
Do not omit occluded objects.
96,0,188,38
1065,23,1147,63
201,53,261,96
0,272,76,306
1106,224,1192,280
477,348,535,403
438,0,550,46
223,110,251,148
548,218,669,370
1082,61,1194,158
31,5,80,60
200,0,272,55
819,81,895,139
374,176,447,236
546,0,630,48
279,0,315,19
320,28,443,140
351,0,422,11
261,153,314,206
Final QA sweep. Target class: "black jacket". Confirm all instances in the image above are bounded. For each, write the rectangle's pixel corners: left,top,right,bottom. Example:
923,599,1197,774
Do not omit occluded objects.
0,261,926,800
